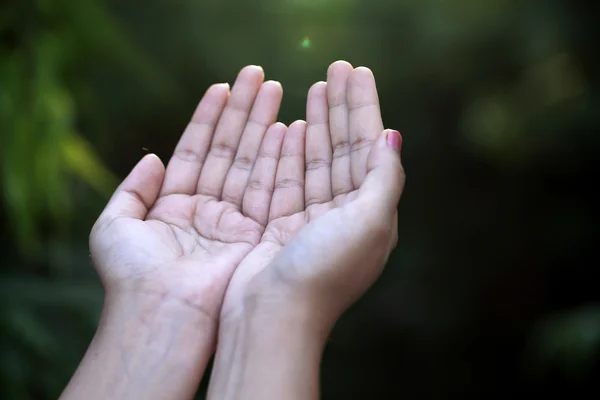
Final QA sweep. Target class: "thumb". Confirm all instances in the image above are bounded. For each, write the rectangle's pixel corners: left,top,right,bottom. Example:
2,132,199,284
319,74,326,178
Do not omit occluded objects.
100,154,165,223
358,129,405,217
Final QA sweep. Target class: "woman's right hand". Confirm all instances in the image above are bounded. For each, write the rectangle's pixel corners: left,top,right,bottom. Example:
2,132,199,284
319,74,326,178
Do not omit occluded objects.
221,60,405,330
208,60,405,400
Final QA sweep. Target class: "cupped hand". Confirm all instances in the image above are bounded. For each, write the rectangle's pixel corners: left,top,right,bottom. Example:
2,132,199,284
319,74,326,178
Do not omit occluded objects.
90,66,286,322
221,61,405,325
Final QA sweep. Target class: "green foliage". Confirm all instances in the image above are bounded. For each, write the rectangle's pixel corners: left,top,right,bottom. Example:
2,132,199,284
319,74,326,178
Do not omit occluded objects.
0,8,117,255
0,0,168,397
462,53,588,164
0,276,103,399
530,305,600,377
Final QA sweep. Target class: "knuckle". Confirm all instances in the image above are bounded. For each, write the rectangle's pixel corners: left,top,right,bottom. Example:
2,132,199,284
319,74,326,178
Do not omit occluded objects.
173,148,205,163
349,137,374,154
275,178,304,190
233,155,254,171
210,142,237,159
304,196,323,207
247,179,274,194
332,142,350,159
305,158,331,171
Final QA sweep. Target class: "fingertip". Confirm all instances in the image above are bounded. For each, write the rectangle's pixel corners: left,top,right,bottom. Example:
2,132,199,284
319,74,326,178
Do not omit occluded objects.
261,123,287,159
384,129,402,154
192,83,230,123
270,121,288,134
240,65,265,79
263,80,282,89
353,66,373,75
350,66,375,83
260,80,284,101
144,152,161,161
143,152,165,168
106,153,165,221
347,66,380,111
308,81,327,96
289,119,307,130
361,130,406,218
327,62,353,107
137,153,165,183
282,121,307,146
367,129,403,171
328,60,354,78
307,82,329,126
208,82,230,93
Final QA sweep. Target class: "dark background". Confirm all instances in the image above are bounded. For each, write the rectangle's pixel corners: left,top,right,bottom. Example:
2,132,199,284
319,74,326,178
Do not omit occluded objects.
1,0,599,398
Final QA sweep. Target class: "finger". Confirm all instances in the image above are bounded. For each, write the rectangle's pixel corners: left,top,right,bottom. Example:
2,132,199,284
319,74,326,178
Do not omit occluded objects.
327,60,354,197
305,81,333,207
269,120,306,220
197,65,264,198
160,83,229,196
242,122,287,227
222,80,283,207
347,67,384,189
100,154,165,223
358,129,405,219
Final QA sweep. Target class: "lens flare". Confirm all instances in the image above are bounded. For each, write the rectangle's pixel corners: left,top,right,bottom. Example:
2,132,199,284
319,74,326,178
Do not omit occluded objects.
301,36,311,49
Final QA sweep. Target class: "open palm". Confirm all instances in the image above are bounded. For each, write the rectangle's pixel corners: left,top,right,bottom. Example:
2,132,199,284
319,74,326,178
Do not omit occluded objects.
220,62,403,320
90,66,285,320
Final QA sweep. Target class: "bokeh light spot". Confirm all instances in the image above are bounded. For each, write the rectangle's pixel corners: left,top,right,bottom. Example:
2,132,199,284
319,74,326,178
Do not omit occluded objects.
301,36,311,49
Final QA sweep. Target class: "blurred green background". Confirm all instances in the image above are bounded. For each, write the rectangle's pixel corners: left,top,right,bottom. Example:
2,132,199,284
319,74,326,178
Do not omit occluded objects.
1,0,599,398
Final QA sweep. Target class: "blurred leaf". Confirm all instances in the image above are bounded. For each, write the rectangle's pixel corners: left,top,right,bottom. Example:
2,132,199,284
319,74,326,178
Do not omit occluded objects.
0,341,31,400
2,304,59,359
529,305,600,377
521,53,587,107
0,2,121,255
0,276,103,309
461,93,522,156
45,0,177,97
61,134,118,198
460,52,588,165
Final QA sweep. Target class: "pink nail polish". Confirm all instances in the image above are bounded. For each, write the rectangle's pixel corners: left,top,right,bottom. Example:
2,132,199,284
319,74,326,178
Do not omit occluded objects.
386,130,402,152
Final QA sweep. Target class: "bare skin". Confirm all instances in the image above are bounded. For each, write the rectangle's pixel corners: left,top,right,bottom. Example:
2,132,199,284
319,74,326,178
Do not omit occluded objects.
61,61,404,400
61,65,287,400
208,61,405,400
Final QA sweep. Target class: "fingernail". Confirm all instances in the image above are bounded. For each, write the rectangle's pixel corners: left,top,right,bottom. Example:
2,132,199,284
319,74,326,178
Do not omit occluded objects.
265,80,282,87
386,130,402,153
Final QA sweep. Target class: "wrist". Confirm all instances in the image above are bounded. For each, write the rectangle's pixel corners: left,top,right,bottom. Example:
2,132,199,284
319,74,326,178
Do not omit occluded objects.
242,288,333,343
223,269,339,339
102,288,217,355
61,290,216,400
209,291,329,400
